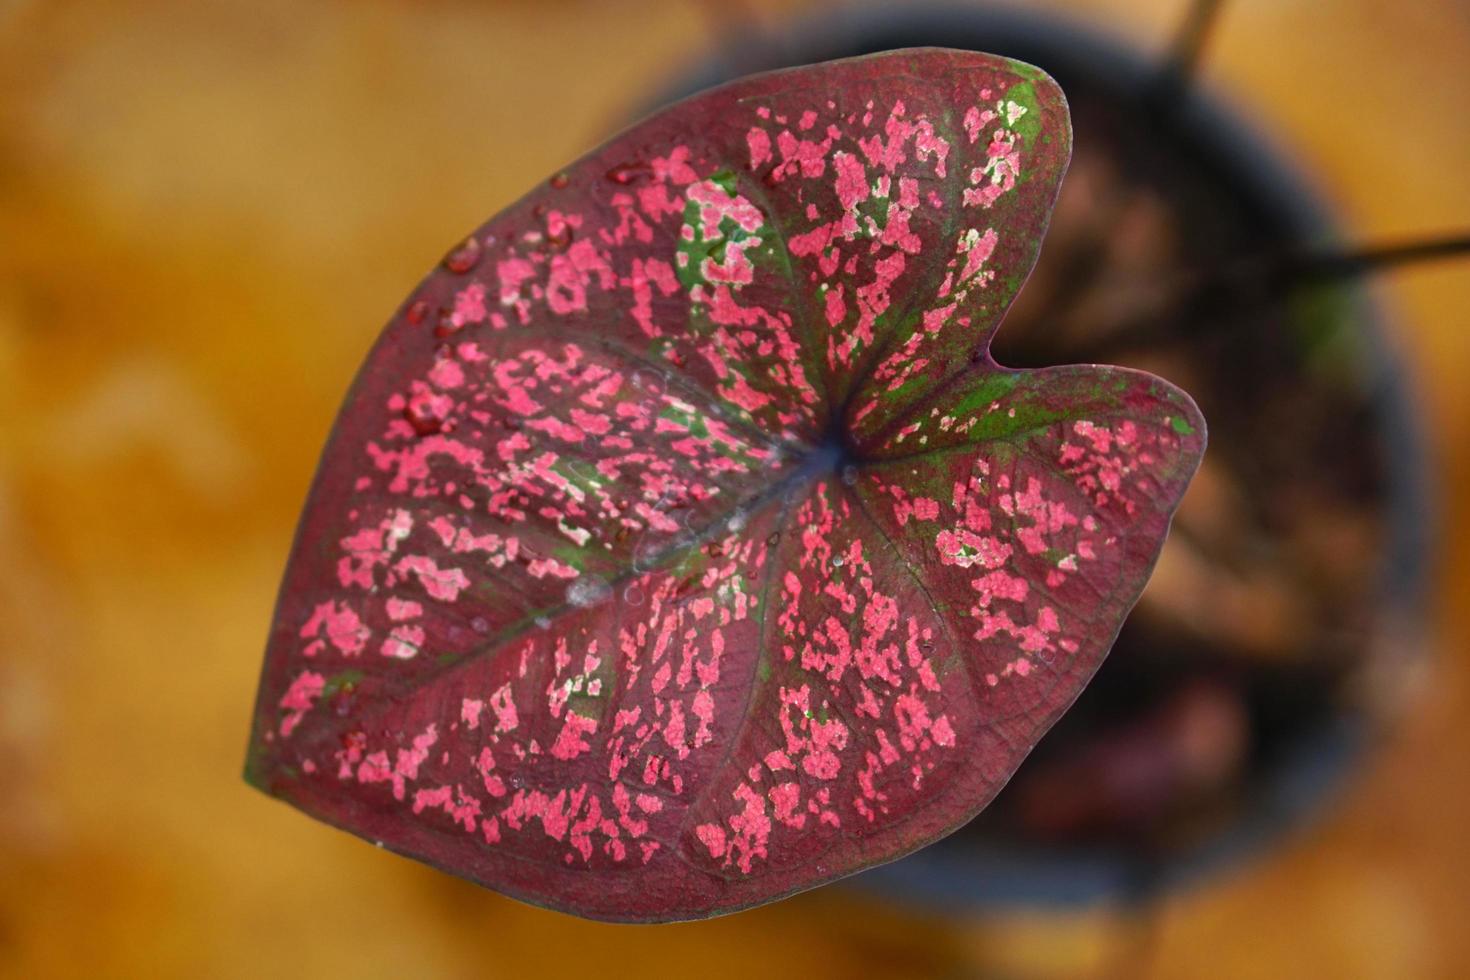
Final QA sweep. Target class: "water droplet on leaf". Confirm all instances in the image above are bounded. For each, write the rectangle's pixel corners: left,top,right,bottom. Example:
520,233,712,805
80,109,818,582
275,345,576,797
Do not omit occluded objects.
605,161,651,184
567,575,613,609
549,171,570,189
632,537,661,572
403,399,448,436
566,459,597,482
630,367,667,398
623,584,645,605
434,312,464,339
841,465,859,486
442,235,482,274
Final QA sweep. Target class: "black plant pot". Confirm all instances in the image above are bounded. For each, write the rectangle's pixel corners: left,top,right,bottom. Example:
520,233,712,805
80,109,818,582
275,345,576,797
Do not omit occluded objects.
657,3,1434,909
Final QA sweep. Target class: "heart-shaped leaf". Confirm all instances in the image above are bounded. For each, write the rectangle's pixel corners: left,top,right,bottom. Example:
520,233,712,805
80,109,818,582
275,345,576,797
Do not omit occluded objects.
246,48,1205,922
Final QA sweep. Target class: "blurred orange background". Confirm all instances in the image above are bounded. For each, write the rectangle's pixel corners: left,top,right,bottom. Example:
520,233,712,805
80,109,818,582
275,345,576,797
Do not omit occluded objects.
2,1,1467,977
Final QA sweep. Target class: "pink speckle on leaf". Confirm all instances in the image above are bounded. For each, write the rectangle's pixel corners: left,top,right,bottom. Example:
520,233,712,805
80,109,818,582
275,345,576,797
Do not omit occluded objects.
277,671,324,737
299,601,369,657
746,127,772,170
451,283,487,327
381,624,424,660
461,698,484,729
695,823,727,858
395,555,470,602
551,712,598,761
833,151,869,210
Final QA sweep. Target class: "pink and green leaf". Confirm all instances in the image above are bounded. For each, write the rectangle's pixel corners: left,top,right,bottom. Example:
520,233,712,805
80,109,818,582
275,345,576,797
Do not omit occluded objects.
245,48,1205,922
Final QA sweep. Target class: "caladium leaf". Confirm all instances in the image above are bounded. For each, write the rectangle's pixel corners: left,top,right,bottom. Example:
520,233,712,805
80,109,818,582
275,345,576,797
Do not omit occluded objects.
245,48,1205,922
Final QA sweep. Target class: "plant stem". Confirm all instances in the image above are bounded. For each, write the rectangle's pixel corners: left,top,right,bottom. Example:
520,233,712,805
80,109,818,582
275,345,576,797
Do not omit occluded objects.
1150,0,1228,102
1067,232,1470,362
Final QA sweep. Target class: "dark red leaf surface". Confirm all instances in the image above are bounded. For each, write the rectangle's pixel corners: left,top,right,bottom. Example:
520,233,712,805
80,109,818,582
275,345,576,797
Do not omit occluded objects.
245,49,1206,921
